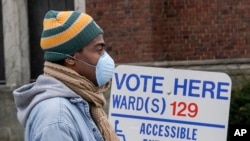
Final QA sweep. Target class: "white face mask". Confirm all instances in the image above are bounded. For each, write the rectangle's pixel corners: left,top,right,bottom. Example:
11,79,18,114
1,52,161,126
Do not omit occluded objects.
74,51,115,86
93,52,115,86
47,51,115,86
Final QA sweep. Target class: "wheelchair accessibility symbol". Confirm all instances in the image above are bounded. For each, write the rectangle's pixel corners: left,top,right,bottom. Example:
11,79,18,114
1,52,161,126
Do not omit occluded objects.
115,120,126,141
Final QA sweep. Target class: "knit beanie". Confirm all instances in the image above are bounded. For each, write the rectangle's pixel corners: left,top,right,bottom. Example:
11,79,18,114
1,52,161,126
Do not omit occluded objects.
40,10,104,61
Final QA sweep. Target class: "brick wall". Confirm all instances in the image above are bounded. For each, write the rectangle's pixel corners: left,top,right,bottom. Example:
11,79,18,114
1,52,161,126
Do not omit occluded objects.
86,0,165,63
86,0,250,63
164,0,250,60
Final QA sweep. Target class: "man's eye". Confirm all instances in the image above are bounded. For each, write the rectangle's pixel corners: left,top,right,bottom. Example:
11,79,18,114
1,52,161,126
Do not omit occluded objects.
98,46,103,51
97,46,104,52
99,44,107,50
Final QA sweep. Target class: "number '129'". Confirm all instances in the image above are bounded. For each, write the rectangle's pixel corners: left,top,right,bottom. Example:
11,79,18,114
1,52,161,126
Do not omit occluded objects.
170,101,198,118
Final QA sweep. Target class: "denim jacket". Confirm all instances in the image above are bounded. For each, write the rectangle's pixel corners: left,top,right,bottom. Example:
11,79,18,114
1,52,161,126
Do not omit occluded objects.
13,75,104,141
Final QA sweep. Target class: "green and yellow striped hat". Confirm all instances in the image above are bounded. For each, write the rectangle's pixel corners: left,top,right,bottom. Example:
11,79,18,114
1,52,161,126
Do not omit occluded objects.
40,10,103,61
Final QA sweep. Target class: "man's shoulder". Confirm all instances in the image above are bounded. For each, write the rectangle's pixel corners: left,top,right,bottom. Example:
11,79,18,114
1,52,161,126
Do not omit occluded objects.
25,97,81,140
28,97,76,126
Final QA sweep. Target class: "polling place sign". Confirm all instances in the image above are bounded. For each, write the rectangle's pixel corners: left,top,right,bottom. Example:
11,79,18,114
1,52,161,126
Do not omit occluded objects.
108,65,232,141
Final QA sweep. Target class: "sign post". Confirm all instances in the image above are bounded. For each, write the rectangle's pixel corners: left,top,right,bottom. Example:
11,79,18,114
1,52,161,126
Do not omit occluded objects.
109,65,232,141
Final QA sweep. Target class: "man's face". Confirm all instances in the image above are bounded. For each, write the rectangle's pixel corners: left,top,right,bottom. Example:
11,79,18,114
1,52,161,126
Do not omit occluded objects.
73,34,106,86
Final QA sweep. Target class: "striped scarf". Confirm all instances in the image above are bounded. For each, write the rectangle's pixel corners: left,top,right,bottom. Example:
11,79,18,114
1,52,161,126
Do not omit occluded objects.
43,61,119,141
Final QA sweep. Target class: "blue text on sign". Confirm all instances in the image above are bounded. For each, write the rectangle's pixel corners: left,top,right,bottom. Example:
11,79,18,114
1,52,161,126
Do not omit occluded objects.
114,73,230,100
114,73,164,94
174,78,230,100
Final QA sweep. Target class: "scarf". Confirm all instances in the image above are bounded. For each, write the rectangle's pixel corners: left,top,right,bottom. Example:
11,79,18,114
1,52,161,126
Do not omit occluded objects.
43,61,119,141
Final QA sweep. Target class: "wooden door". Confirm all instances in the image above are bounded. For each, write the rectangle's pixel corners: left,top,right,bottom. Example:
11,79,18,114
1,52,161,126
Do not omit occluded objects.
28,0,74,81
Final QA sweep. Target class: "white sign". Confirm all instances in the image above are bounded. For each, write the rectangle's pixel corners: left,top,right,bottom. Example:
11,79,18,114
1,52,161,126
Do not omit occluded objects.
108,65,232,141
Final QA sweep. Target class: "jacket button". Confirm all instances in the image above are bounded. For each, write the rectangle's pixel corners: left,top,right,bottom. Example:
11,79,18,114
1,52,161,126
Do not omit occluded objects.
93,128,96,132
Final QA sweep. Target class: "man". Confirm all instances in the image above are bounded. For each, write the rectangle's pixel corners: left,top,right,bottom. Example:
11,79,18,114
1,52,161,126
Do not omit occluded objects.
13,10,119,141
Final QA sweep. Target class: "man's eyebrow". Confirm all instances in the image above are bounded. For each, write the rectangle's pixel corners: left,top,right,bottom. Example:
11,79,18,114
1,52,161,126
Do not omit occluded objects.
95,42,106,47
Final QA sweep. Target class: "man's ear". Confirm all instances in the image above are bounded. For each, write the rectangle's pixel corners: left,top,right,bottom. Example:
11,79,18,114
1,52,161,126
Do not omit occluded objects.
64,57,75,65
